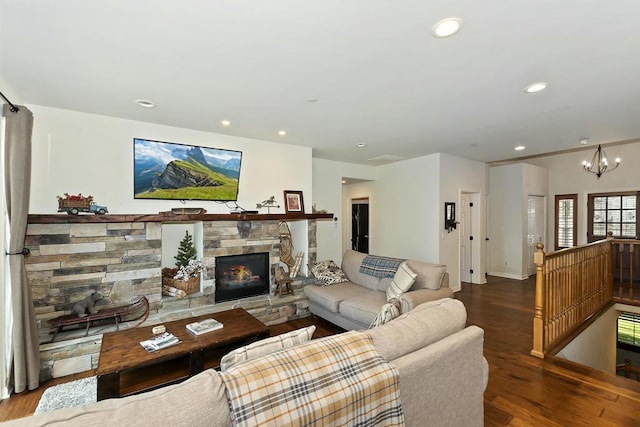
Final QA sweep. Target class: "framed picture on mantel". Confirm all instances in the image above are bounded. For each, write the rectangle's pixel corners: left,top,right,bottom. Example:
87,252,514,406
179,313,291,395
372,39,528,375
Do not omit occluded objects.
283,190,304,213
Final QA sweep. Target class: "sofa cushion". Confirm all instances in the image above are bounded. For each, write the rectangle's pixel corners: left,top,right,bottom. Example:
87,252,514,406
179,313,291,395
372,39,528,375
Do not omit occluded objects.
368,298,467,361
309,260,349,285
303,282,365,313
220,326,316,371
339,290,388,326
406,261,447,290
4,369,231,427
340,250,381,291
386,261,417,300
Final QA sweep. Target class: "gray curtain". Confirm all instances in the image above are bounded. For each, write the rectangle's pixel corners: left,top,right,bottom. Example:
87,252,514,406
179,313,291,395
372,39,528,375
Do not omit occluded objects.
3,104,39,392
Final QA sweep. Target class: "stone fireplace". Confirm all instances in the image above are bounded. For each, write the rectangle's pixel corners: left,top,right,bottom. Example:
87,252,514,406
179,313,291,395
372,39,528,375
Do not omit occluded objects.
24,212,330,379
215,252,270,303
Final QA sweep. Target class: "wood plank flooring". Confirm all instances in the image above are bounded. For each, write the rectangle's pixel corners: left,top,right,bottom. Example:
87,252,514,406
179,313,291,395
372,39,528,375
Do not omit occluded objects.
1,277,639,425
458,276,640,427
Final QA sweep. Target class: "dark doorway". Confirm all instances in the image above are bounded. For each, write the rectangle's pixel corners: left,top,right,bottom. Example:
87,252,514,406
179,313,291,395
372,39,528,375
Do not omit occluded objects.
351,199,369,253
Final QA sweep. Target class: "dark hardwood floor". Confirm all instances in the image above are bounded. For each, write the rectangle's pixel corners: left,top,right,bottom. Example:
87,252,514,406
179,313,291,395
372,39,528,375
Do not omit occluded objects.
2,277,640,425
458,276,640,427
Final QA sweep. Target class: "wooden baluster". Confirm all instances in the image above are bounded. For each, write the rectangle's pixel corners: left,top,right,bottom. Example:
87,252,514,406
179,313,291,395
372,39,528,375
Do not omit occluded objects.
618,241,624,298
629,243,634,300
532,242,545,358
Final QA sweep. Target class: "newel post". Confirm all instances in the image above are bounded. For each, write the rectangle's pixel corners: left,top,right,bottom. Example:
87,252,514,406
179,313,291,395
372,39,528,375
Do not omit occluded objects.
531,242,545,358
606,231,615,299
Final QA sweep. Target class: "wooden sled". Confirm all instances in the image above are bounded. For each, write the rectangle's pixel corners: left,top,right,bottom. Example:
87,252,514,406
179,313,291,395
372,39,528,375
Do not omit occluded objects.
48,296,149,342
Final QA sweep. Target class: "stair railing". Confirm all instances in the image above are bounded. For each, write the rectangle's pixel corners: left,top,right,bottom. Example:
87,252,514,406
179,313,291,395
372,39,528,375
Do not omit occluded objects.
611,238,640,301
531,236,614,358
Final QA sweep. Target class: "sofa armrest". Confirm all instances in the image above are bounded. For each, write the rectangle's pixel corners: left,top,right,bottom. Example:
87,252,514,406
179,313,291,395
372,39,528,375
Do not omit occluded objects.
400,287,454,312
391,326,487,426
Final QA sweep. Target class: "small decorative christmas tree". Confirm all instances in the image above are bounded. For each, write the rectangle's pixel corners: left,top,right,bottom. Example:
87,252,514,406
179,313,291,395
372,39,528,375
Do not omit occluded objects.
175,231,197,268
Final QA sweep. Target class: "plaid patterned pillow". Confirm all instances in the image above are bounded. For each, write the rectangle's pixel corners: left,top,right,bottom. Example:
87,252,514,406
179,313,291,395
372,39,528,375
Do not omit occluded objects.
309,260,349,286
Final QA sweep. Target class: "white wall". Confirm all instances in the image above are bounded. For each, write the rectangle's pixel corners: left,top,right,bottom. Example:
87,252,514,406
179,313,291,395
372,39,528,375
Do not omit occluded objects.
439,154,488,290
28,106,313,215
489,162,547,280
314,153,488,290
488,164,525,278
373,155,440,261
312,158,376,263
525,142,640,246
556,305,619,374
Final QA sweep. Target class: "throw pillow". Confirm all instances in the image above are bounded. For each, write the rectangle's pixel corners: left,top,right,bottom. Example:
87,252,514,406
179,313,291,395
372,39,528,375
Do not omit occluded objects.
309,260,349,286
370,298,402,328
386,261,417,301
220,325,316,371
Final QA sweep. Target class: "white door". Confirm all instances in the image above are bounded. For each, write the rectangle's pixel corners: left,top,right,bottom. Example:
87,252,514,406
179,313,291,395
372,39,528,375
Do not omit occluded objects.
460,194,472,283
527,195,545,276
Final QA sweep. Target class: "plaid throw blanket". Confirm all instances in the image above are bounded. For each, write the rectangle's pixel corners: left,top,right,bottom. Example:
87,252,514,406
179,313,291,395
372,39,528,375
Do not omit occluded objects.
220,331,405,427
359,255,405,278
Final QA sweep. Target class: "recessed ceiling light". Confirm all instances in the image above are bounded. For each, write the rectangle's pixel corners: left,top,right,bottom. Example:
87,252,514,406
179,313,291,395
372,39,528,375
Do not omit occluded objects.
356,143,367,148
278,130,286,136
135,99,155,108
307,98,318,103
341,180,347,184
221,120,231,126
579,138,590,145
514,145,526,151
432,17,463,38
524,82,548,93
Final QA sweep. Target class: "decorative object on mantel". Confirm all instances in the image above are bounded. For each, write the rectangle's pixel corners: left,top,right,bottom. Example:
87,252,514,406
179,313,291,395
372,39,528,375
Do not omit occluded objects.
170,207,207,215
581,141,620,179
57,193,109,215
279,221,295,268
256,196,280,213
312,203,328,214
162,231,202,297
283,190,304,213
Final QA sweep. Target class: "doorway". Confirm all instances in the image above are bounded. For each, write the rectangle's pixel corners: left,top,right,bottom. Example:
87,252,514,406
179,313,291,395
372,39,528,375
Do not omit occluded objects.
351,198,369,253
459,191,483,285
527,195,545,276
460,194,473,283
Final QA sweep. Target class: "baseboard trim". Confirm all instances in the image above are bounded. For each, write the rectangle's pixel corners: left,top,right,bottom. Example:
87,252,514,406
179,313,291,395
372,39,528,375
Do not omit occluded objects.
487,272,530,281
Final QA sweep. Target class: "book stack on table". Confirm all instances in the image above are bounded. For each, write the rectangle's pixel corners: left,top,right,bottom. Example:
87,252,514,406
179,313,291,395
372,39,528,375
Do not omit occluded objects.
140,332,179,352
186,318,224,336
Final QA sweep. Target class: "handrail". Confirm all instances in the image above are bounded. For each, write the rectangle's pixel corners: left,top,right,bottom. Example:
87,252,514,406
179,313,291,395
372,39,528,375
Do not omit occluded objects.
531,237,614,358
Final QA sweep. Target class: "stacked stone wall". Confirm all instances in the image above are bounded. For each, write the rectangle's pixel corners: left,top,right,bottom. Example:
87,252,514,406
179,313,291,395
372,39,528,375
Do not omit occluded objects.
25,218,318,379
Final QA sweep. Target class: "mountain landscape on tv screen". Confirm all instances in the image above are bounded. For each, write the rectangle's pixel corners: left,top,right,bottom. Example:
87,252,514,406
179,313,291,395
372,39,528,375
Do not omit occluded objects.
134,139,242,201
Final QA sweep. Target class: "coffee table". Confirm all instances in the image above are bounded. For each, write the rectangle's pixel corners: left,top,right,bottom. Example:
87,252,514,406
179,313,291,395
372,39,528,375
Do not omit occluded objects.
96,307,269,400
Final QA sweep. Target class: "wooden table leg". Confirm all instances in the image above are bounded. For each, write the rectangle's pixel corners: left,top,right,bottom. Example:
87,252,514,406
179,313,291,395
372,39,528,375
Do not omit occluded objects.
97,372,120,401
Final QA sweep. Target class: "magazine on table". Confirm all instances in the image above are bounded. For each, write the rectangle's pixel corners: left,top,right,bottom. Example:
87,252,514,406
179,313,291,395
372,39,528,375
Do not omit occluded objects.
186,318,224,336
140,332,180,352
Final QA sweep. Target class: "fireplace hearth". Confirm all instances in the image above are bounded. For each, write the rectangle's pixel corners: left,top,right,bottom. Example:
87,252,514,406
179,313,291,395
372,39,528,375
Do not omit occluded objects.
215,252,270,303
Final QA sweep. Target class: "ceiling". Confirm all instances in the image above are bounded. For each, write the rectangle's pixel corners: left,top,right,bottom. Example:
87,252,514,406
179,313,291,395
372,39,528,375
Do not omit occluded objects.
2,1,640,165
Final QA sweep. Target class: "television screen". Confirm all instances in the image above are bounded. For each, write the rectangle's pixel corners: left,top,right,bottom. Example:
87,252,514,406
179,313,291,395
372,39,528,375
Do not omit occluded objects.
133,138,242,201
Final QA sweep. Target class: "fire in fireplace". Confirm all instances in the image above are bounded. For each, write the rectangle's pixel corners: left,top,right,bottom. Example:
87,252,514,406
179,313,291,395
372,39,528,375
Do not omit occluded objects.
215,252,270,303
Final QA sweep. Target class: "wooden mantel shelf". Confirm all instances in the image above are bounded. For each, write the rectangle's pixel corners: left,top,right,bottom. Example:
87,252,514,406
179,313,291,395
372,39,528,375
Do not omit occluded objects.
27,212,334,224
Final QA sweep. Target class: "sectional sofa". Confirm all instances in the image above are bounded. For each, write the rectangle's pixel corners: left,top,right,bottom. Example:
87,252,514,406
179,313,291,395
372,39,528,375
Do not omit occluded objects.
3,298,488,427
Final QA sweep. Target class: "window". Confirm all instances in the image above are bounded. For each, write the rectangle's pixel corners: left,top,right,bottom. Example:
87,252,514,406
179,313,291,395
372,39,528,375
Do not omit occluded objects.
555,194,577,250
587,192,639,242
618,312,640,352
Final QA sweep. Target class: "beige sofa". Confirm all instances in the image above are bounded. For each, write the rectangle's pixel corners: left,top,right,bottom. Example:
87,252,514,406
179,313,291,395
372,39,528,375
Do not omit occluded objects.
3,298,488,427
304,250,454,330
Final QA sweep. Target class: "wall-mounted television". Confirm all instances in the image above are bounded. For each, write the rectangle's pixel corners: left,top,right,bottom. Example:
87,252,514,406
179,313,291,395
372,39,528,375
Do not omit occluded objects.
133,138,242,202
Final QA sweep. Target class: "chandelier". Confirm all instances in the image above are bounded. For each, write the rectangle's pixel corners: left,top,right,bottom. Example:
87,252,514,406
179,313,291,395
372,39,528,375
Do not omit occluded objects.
581,144,620,179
